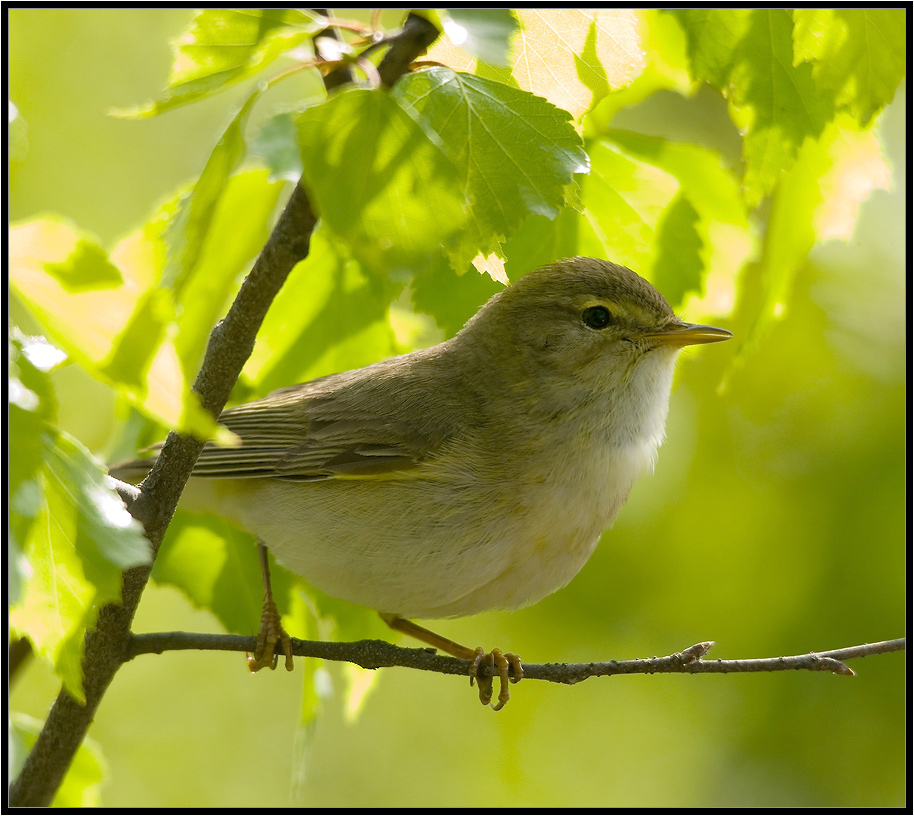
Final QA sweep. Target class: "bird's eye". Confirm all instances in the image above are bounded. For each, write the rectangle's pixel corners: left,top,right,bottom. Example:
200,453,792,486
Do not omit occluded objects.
582,305,613,330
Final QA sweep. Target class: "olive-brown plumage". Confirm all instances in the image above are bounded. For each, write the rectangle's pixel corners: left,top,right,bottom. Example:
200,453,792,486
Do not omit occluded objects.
113,258,730,703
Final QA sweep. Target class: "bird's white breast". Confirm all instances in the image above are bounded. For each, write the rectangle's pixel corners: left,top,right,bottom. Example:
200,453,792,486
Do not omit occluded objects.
185,352,676,620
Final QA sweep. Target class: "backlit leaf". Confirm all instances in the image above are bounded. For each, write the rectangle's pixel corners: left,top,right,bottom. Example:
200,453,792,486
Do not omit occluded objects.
162,86,265,296
44,240,122,292
240,228,401,396
600,130,752,311
427,9,645,119
395,67,588,272
9,215,213,437
115,9,322,117
793,9,905,126
813,117,890,241
593,9,692,124
512,9,644,117
672,8,832,204
296,88,468,274
172,169,285,382
9,431,150,700
10,218,135,367
578,140,679,276
8,329,61,605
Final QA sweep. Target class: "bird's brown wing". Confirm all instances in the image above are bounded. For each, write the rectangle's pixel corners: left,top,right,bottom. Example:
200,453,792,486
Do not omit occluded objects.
188,355,470,482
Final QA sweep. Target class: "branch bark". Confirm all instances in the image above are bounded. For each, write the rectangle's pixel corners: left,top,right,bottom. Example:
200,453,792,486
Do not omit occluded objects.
124,633,906,682
9,13,440,808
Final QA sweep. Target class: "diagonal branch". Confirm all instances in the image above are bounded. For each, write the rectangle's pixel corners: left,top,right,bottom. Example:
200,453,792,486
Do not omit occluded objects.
9,13,441,808
124,633,906,681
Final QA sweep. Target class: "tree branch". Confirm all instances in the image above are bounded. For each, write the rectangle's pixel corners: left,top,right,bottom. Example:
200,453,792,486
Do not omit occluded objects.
124,633,906,682
9,14,441,809
376,13,439,88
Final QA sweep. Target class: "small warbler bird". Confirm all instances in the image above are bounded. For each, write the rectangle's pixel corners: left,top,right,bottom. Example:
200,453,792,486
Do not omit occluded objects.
114,257,731,709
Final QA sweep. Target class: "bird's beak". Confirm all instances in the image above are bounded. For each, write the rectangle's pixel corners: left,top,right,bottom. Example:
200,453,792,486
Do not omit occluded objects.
645,321,732,347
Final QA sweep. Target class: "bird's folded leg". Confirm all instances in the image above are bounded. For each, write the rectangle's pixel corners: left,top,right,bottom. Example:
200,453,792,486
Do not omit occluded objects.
247,541,294,672
380,613,523,709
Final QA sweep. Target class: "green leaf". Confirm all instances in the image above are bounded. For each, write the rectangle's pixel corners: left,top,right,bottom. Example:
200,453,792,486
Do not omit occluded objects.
152,510,264,635
153,510,306,641
602,130,747,227
592,9,692,124
9,431,150,700
251,111,303,181
394,67,588,269
163,85,265,296
510,10,645,118
9,219,136,367
8,329,62,605
43,239,123,292
9,217,167,412
727,129,833,379
115,9,322,117
10,167,280,443
241,228,401,396
9,216,215,438
600,130,753,310
98,287,174,392
728,113,892,382
792,9,905,126
443,9,518,67
50,434,151,570
501,206,582,282
671,8,833,204
651,194,703,309
410,253,504,337
575,18,611,106
296,88,468,274
172,169,285,382
578,140,679,276
669,8,754,87
10,713,108,807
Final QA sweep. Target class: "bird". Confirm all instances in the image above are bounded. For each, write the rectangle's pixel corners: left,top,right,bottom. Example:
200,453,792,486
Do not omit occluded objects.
112,257,731,709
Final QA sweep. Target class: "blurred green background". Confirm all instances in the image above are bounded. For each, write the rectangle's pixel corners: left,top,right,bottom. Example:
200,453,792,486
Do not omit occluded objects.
9,9,906,808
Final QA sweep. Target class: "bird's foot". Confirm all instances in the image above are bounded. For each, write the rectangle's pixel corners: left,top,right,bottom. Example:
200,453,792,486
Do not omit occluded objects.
469,647,523,710
246,597,294,672
378,613,522,710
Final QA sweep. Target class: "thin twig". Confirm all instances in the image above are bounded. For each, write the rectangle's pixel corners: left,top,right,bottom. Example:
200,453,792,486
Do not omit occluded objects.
125,633,906,683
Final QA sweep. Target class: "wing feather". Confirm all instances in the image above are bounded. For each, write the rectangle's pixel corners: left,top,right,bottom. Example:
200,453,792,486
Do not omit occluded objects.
190,350,475,481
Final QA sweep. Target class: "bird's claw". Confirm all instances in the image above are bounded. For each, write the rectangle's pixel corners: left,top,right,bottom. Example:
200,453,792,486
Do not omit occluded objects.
246,597,294,672
469,647,523,710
